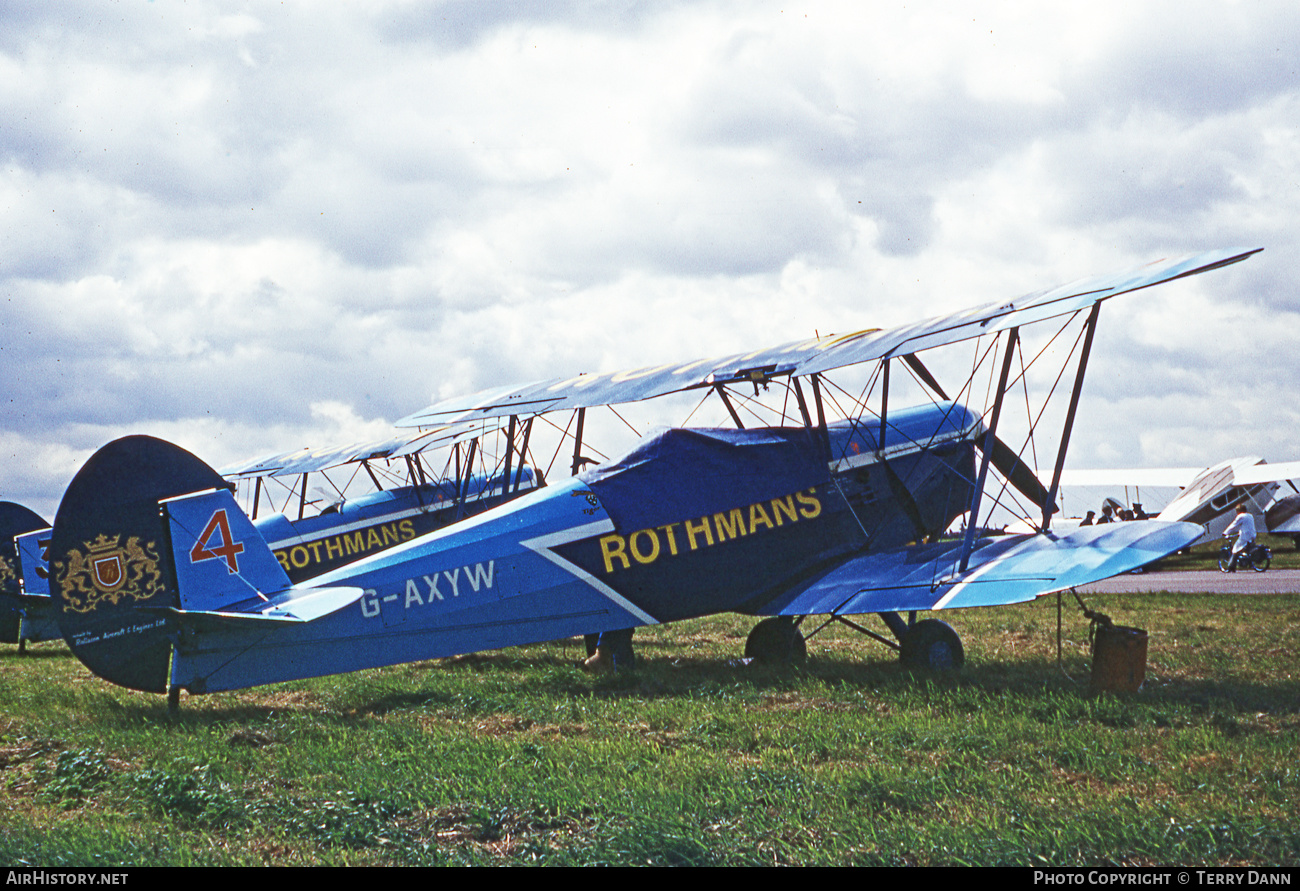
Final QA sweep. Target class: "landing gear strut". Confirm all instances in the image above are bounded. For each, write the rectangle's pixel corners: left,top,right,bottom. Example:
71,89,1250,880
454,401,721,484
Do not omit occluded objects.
793,610,965,672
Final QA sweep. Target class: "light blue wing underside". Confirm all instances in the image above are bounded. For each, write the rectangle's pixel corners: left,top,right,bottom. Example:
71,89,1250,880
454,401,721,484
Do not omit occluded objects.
761,521,1203,617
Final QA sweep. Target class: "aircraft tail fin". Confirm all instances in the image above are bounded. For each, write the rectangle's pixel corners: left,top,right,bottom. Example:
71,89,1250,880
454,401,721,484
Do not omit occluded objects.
160,486,363,626
51,436,366,693
161,486,293,611
0,501,50,644
51,435,338,692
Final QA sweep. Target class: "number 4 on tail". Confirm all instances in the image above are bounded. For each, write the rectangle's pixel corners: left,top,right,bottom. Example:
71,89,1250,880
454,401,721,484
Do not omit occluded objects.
189,509,245,573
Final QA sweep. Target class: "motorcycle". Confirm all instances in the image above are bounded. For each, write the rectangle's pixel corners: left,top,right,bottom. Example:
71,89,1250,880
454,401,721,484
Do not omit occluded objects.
1218,540,1272,573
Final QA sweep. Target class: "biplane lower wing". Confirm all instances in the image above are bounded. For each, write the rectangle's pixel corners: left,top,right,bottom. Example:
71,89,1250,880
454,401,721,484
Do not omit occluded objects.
761,521,1202,617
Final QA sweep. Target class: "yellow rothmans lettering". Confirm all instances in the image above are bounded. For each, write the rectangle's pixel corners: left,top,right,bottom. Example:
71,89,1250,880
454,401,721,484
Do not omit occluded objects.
684,517,713,550
273,520,420,573
629,529,660,564
713,508,747,542
600,535,630,573
599,487,822,574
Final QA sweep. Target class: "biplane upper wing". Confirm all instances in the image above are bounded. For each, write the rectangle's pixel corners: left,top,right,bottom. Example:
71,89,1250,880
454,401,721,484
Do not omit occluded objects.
759,520,1202,617
1059,459,1300,490
1230,460,1300,487
1057,467,1206,488
218,421,483,480
397,248,1260,426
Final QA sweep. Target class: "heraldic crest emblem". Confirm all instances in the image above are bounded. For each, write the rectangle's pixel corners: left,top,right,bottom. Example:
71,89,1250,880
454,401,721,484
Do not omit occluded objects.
57,534,163,613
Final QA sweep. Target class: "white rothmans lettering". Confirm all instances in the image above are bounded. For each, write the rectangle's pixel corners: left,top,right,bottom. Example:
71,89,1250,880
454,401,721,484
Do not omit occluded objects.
360,561,496,618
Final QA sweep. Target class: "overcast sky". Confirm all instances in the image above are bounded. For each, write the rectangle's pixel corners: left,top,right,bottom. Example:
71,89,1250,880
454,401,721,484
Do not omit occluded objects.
2,0,1298,520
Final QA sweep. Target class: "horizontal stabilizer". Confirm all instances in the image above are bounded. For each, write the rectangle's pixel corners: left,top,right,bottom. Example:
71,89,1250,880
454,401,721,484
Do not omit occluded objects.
762,521,1202,617
143,585,365,631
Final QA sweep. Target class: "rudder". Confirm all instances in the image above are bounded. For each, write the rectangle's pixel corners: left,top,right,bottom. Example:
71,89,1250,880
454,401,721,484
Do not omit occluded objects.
162,486,291,612
0,502,50,644
50,436,227,692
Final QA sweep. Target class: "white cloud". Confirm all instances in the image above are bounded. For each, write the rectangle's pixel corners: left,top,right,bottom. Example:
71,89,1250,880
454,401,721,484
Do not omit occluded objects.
1,0,1298,519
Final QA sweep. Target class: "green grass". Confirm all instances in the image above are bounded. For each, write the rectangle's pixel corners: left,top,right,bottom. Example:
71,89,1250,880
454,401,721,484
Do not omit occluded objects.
2,594,1298,866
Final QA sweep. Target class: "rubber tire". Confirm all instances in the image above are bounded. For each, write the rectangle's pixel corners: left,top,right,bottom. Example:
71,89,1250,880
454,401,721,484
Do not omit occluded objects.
900,619,965,672
1218,548,1232,573
744,617,807,666
1252,551,1270,572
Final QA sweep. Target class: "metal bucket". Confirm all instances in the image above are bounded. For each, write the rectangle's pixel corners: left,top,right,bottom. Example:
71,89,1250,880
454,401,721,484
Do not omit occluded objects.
1090,624,1148,693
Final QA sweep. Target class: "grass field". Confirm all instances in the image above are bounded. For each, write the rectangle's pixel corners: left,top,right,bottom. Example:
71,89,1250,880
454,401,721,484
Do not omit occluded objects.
2,589,1298,866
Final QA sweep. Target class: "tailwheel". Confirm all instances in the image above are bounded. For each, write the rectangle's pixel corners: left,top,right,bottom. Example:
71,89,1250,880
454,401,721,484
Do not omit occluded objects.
900,619,964,672
745,617,807,666
582,628,635,673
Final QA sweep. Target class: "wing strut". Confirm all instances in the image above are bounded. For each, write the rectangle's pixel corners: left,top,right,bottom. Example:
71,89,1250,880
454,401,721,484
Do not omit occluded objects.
514,417,534,491
879,358,890,451
362,459,384,492
809,374,827,430
714,384,745,429
960,328,1019,572
1042,303,1100,531
456,436,479,518
902,353,950,401
570,407,587,475
792,378,813,428
502,415,517,496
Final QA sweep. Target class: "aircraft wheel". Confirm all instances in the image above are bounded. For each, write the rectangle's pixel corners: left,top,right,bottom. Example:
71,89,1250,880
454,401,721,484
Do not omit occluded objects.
744,617,807,665
900,619,964,672
583,633,599,657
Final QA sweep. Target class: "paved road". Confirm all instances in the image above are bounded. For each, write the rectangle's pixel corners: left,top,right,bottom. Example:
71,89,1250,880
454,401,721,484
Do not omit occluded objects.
1078,569,1300,594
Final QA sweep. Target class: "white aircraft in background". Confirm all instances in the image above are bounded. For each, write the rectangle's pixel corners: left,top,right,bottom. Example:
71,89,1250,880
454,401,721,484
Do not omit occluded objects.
1031,457,1300,547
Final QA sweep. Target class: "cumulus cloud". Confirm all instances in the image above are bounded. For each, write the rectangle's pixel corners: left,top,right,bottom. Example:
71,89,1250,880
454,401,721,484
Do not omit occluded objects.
1,0,1298,519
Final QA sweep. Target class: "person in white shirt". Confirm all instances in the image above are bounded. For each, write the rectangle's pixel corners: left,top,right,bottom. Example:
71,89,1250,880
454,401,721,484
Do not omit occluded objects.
1222,505,1257,572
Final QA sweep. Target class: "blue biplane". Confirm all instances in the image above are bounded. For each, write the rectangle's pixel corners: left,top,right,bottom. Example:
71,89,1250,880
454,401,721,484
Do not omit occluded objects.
5,426,543,650
0,502,59,651
45,248,1259,704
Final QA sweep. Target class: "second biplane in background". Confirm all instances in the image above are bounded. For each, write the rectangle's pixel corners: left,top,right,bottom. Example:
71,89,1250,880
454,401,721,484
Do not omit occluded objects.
1050,457,1300,546
0,502,59,651
220,426,542,583
46,247,1259,704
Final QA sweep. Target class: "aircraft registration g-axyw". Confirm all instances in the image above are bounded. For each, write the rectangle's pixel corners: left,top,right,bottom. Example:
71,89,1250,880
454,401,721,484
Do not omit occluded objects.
46,248,1260,704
